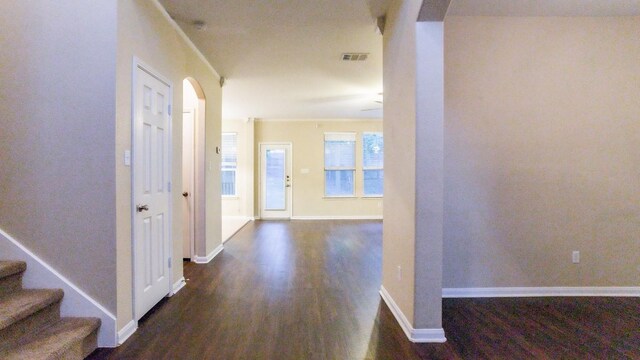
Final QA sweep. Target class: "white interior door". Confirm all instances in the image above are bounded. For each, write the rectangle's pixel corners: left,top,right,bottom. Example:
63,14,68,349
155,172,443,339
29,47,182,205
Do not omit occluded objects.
260,143,292,219
182,109,195,260
133,64,172,320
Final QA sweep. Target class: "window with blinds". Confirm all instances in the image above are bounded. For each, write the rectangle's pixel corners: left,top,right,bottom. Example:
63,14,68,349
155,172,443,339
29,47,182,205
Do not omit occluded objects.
324,132,356,197
221,132,237,196
363,132,383,196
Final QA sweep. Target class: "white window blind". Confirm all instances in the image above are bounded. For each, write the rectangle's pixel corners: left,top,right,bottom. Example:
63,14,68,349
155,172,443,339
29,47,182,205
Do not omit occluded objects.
363,132,383,196
324,132,356,196
221,133,237,196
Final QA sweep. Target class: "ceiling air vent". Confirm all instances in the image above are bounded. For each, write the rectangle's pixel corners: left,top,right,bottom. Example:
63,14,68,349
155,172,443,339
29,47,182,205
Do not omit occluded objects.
341,53,369,61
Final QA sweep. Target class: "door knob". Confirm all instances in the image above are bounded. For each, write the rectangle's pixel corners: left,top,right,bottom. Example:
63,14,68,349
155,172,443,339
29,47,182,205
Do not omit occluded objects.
136,204,149,212
182,192,189,197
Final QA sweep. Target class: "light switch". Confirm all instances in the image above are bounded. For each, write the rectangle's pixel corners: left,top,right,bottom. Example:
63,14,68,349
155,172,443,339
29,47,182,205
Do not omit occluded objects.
300,168,310,174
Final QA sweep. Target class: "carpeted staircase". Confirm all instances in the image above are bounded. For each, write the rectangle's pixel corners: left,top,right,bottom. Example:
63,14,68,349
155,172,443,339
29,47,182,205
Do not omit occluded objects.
0,260,100,359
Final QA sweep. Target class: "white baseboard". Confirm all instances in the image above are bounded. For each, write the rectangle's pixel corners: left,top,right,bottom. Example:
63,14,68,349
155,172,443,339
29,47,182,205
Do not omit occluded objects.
193,244,224,264
117,320,137,345
290,215,383,220
0,227,117,347
443,287,640,298
169,277,186,296
379,286,446,343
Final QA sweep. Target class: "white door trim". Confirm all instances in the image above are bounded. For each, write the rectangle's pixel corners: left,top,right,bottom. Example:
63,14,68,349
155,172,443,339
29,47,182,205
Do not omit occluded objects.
131,57,173,321
182,108,195,261
258,142,293,219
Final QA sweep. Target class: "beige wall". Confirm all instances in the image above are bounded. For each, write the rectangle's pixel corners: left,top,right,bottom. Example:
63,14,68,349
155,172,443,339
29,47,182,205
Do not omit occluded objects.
0,1,118,312
443,16,640,287
254,120,383,218
116,0,222,329
414,21,444,329
382,0,422,326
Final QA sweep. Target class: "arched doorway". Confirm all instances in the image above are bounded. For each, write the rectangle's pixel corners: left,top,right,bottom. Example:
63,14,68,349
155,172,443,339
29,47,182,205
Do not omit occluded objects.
182,78,206,261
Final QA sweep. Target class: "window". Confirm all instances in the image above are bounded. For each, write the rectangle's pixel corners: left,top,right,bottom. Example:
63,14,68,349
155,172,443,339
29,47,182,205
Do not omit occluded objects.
363,132,383,196
221,133,237,196
324,132,356,197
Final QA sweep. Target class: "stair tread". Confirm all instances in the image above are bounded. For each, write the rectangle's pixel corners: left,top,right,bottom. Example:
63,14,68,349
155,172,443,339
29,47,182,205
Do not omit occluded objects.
0,261,26,279
0,289,63,331
0,317,100,360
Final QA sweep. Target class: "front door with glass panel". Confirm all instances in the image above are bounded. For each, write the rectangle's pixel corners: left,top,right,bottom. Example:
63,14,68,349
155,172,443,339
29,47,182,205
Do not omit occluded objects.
260,143,292,219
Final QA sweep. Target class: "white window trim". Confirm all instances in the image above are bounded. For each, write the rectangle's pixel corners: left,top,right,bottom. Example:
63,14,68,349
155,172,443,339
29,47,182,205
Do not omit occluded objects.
324,132,356,197
362,194,383,199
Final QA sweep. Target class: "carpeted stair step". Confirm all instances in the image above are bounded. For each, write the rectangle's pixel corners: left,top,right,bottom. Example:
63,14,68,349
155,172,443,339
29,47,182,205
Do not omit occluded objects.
0,289,63,345
0,261,26,298
0,317,101,360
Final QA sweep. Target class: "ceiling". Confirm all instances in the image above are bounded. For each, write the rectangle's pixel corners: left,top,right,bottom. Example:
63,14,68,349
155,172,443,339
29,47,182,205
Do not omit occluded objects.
159,0,389,120
158,0,638,120
448,0,640,17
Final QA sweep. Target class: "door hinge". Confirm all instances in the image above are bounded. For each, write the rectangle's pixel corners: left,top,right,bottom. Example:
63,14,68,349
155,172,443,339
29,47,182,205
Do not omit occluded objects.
168,257,172,268
168,104,172,116
168,182,172,192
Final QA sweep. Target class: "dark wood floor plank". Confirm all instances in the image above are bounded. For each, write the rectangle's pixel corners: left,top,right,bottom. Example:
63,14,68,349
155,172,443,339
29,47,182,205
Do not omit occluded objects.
89,220,639,359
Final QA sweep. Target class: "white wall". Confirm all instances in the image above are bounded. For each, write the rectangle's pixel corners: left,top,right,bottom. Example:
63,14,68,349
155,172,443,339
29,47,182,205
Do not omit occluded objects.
0,0,118,312
382,0,422,327
382,0,446,336
414,21,444,330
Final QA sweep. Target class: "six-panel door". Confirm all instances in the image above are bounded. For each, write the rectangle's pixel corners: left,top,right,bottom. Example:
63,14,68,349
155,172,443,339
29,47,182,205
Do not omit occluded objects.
133,66,172,320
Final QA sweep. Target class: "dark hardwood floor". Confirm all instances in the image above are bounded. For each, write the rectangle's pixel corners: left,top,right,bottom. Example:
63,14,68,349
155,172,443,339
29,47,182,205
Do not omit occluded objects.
90,220,639,359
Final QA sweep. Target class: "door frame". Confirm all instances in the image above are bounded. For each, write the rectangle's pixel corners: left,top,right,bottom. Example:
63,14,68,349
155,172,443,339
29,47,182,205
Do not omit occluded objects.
131,57,174,321
182,78,207,261
258,142,293,219
182,108,196,261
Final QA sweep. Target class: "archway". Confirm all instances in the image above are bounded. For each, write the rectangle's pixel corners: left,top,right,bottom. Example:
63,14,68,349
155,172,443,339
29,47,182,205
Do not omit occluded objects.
182,78,206,261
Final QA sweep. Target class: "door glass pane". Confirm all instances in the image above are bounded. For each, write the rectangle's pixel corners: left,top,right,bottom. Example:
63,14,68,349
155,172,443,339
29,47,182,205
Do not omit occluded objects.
265,149,286,210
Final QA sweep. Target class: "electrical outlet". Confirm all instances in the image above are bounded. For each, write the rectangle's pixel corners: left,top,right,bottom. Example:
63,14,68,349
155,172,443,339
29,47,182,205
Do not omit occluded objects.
572,251,580,264
397,265,402,281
